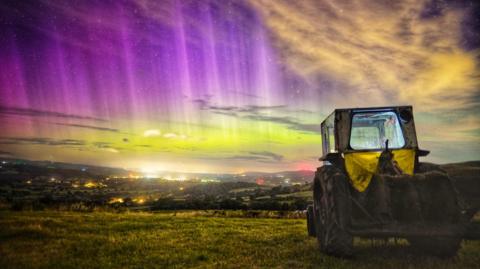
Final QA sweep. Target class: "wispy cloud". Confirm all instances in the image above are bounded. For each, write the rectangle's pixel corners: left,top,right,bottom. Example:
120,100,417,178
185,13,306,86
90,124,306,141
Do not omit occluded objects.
0,137,85,146
248,151,284,161
195,99,320,133
93,142,111,148
100,147,119,153
252,0,480,112
92,142,121,153
163,133,178,139
0,106,106,121
227,155,267,161
244,114,320,133
0,150,13,156
227,90,261,99
54,123,118,132
0,137,122,155
197,150,284,163
143,129,161,137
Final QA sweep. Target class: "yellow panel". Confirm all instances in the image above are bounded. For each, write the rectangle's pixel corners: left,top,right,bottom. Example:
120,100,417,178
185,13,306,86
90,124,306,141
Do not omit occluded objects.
344,149,415,192
392,149,415,176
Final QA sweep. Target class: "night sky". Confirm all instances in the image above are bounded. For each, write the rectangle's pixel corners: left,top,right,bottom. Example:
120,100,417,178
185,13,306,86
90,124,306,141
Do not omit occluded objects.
0,0,479,173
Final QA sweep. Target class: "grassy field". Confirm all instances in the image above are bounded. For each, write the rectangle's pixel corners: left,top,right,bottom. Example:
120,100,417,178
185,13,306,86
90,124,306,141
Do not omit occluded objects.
0,211,479,269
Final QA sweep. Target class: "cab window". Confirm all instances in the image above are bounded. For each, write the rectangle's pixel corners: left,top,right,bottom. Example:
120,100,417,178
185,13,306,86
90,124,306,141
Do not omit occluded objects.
350,111,405,150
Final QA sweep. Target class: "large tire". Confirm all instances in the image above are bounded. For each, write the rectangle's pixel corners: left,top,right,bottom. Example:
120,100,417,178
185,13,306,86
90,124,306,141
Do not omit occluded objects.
307,205,316,237
313,167,353,257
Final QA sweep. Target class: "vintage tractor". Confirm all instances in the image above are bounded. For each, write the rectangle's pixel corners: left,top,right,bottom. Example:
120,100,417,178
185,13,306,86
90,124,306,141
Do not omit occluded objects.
306,106,479,257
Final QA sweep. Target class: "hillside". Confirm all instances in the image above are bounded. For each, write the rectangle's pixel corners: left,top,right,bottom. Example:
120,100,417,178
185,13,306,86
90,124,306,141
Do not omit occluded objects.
1,211,479,269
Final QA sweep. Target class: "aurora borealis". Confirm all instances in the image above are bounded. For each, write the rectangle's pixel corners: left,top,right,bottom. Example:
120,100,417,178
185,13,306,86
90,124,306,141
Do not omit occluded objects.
0,0,479,173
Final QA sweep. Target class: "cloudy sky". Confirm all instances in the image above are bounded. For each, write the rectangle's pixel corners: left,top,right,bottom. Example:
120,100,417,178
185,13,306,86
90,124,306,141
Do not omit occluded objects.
0,0,478,172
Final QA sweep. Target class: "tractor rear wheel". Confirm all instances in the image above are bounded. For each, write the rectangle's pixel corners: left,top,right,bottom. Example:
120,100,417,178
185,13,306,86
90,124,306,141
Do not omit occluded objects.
313,167,353,257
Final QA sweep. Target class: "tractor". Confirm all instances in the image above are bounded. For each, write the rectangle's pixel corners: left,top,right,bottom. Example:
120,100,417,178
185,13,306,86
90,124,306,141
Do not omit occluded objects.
306,106,479,257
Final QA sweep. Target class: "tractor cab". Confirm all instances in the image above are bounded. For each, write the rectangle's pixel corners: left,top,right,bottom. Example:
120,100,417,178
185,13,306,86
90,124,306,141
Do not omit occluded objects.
320,106,428,192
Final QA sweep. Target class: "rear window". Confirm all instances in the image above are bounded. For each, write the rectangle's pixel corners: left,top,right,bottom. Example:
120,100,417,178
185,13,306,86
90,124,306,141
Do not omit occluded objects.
350,111,405,150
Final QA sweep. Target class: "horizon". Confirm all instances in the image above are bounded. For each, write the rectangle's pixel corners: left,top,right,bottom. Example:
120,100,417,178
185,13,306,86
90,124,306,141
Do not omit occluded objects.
0,157,318,175
1,0,479,173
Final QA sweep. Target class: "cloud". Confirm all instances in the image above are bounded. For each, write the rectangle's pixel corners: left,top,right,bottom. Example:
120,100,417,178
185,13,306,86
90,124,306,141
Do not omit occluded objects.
142,130,188,140
227,155,267,161
248,151,284,161
144,129,161,137
0,151,13,156
243,114,320,133
136,144,151,148
54,123,119,132
194,98,288,114
251,0,480,112
212,111,238,117
199,154,279,164
93,142,111,148
415,110,480,142
92,142,121,153
163,133,187,139
227,90,261,99
0,137,122,155
241,105,287,113
0,106,106,121
197,150,284,163
0,137,85,146
196,99,320,133
163,133,177,139
101,148,119,153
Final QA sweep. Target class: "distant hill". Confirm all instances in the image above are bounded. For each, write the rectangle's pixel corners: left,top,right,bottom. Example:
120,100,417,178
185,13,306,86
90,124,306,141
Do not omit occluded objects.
0,157,315,183
0,157,130,179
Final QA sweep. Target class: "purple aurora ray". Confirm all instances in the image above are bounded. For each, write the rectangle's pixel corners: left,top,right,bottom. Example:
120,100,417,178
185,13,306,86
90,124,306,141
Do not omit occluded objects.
0,0,479,172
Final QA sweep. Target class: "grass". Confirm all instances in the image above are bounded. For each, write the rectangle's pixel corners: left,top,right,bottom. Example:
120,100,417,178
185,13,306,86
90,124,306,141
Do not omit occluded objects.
276,191,313,199
0,211,479,269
